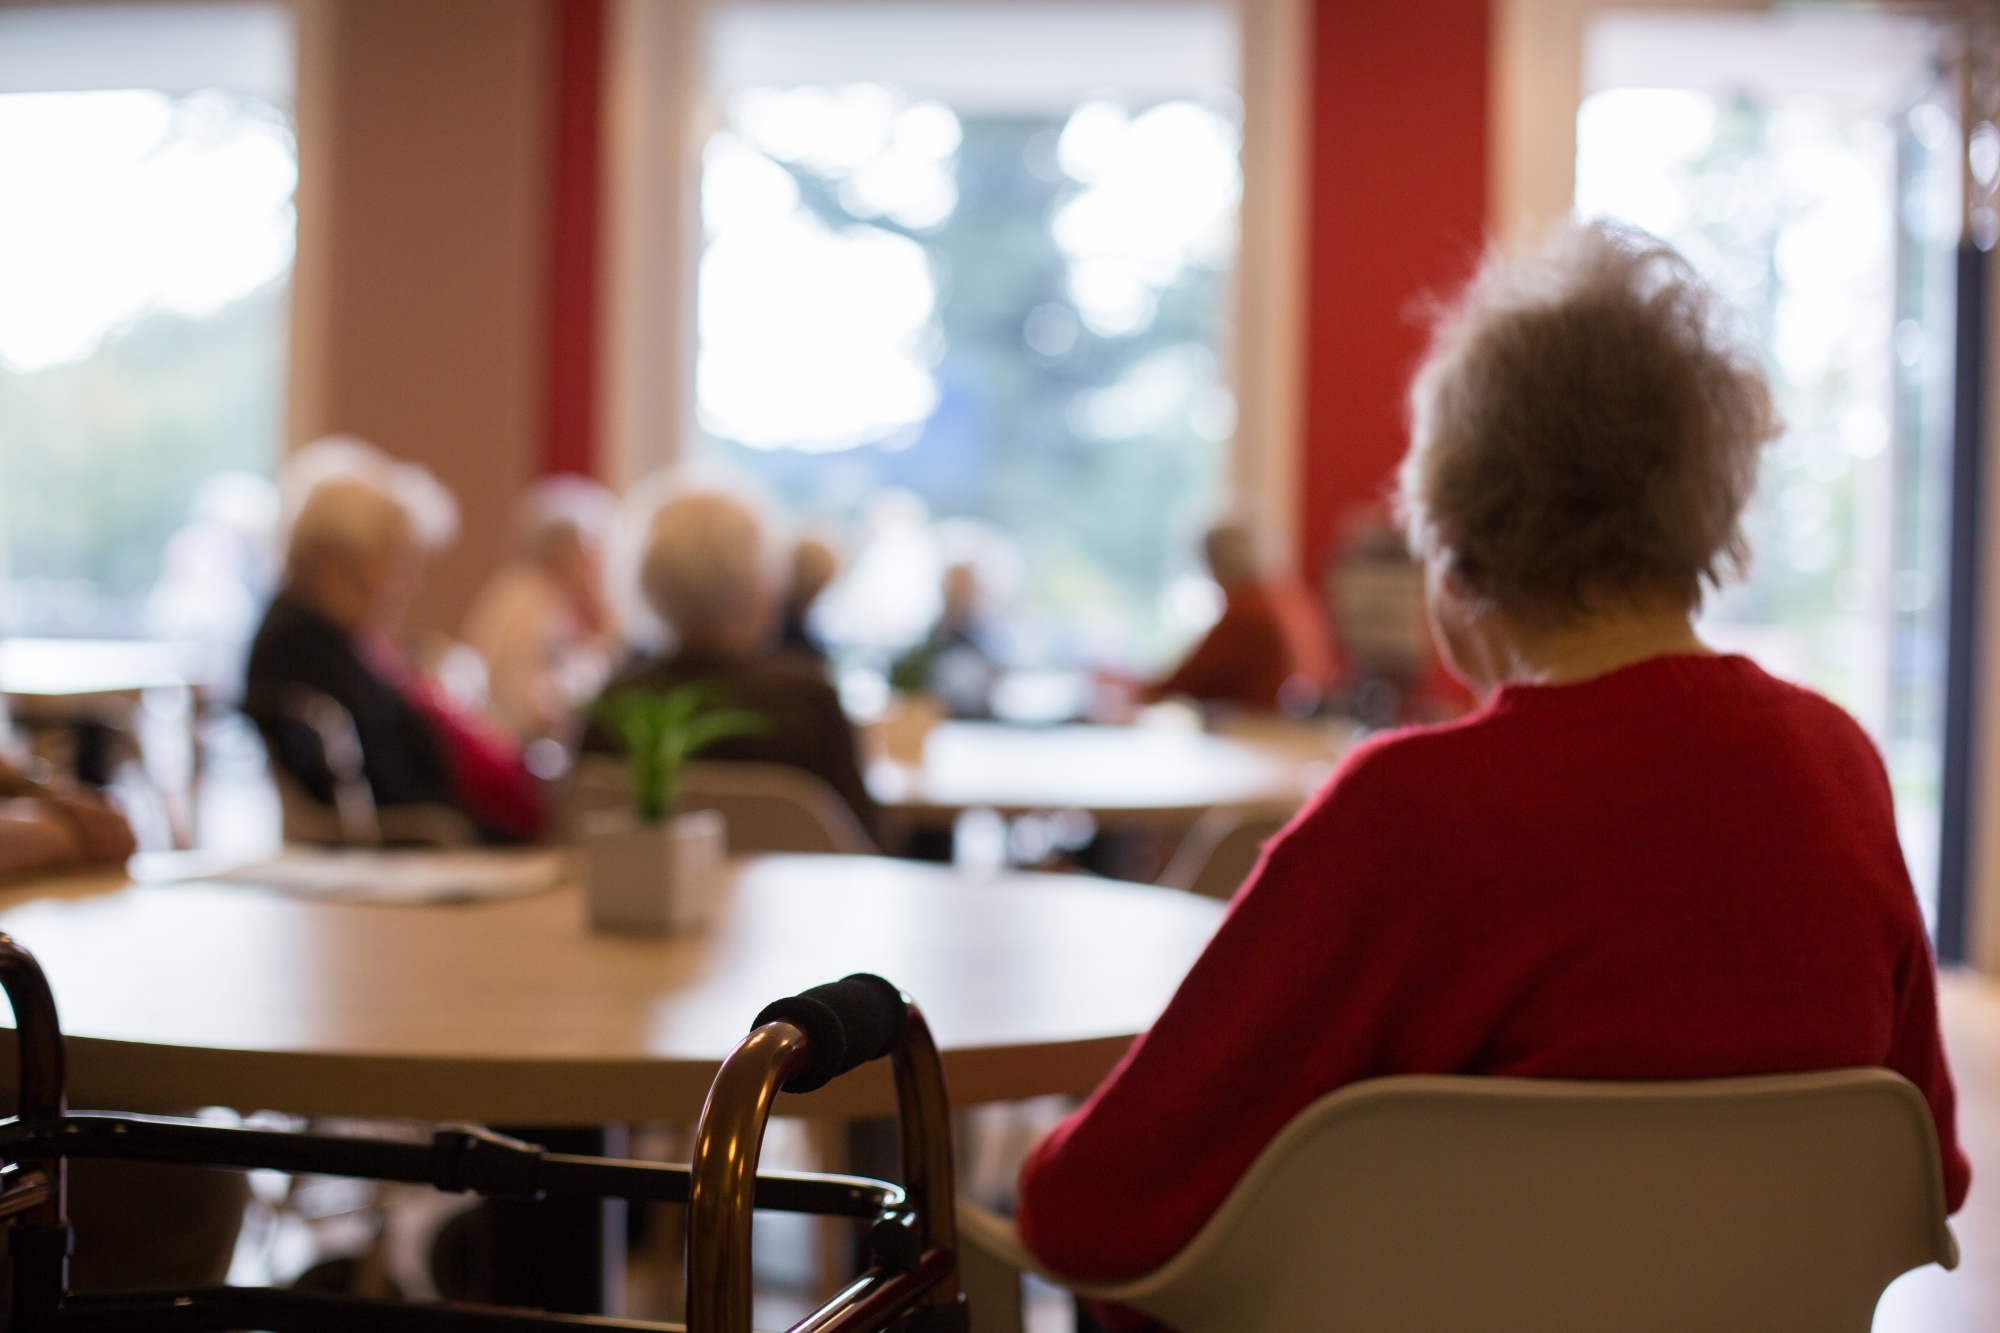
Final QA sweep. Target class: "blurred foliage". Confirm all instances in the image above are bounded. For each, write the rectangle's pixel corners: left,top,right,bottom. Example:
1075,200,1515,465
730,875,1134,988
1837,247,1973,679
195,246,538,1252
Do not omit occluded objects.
593,684,770,822
718,114,1229,670
0,284,285,616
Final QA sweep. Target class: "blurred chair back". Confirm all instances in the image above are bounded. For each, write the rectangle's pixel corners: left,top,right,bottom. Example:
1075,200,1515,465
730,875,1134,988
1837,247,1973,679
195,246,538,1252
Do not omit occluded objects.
960,1069,1958,1333
568,754,875,855
265,690,475,848
1157,808,1288,901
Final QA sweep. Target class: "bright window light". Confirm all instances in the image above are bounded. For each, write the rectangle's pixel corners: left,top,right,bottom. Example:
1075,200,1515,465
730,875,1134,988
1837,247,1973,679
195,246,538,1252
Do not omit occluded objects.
699,2,1241,672
696,91,956,453
1052,99,1239,337
0,89,295,372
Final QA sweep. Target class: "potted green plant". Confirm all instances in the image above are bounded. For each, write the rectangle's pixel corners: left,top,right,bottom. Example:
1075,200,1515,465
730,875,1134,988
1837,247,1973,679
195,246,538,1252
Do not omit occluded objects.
581,684,767,933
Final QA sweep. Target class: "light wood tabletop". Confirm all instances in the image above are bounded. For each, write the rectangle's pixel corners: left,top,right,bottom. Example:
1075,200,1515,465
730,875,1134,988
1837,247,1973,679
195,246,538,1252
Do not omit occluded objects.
869,720,1344,826
0,854,1223,1126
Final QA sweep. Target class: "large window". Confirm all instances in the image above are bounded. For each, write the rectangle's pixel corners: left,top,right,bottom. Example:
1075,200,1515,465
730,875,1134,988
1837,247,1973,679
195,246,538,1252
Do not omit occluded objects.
697,2,1243,675
0,5,294,644
1574,11,1952,920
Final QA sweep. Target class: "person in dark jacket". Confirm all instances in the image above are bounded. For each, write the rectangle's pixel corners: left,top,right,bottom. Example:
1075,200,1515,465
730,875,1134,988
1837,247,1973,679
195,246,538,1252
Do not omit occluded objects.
245,468,541,839
245,476,454,806
587,487,877,837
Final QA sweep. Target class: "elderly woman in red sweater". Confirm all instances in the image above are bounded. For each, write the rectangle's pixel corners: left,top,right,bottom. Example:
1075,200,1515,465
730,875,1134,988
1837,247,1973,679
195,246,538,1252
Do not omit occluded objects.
1014,221,1969,1310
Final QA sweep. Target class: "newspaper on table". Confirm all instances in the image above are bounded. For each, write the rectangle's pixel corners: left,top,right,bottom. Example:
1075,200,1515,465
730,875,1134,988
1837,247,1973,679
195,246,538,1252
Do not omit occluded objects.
134,848,574,906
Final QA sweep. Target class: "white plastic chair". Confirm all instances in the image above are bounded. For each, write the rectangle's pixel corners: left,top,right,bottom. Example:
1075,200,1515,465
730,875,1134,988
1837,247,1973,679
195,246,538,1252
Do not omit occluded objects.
566,754,876,855
960,1069,1958,1333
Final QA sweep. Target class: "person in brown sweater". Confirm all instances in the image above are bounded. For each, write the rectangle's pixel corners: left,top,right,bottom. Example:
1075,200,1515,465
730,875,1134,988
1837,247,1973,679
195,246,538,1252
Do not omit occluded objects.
585,486,877,838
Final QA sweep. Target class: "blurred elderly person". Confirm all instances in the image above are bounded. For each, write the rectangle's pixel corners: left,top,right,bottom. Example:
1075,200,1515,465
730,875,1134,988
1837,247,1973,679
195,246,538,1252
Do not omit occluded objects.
892,561,1000,718
245,454,541,841
587,487,876,834
1322,512,1472,727
460,475,617,742
1015,222,1968,1305
1144,521,1333,713
776,535,839,665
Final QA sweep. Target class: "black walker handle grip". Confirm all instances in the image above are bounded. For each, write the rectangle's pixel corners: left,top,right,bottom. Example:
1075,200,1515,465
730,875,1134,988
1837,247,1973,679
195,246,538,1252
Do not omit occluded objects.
752,973,907,1093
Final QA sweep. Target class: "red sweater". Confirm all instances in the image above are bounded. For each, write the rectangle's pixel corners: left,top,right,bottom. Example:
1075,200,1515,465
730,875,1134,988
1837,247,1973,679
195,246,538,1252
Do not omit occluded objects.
1017,653,1969,1283
1147,581,1332,710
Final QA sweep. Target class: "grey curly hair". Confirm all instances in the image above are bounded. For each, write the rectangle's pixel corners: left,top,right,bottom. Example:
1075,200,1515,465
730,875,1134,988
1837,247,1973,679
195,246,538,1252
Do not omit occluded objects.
1396,221,1778,624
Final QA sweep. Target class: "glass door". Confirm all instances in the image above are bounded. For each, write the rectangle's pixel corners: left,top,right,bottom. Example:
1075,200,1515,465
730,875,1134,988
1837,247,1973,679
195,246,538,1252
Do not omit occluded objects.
1574,9,1952,926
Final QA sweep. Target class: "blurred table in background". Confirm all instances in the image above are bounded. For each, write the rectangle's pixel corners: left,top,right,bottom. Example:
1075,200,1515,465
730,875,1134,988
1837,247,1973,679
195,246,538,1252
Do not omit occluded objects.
0,637,212,846
868,717,1353,830
0,637,204,699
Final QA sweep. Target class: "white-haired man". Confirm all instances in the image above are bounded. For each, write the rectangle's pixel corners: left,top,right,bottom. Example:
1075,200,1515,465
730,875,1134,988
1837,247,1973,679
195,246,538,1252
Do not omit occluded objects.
585,488,876,836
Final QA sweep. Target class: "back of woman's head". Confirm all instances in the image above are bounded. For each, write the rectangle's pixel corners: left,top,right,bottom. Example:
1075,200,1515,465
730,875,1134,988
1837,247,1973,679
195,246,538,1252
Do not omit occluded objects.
285,478,412,584
1397,221,1778,624
640,489,774,642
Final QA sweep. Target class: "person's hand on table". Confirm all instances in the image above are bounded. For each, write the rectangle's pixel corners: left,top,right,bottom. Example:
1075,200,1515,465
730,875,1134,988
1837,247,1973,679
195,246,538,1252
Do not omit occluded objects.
0,790,136,878
48,792,138,864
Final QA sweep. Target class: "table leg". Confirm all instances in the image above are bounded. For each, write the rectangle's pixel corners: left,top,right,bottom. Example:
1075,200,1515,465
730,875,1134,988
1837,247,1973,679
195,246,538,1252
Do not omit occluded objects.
483,1125,627,1315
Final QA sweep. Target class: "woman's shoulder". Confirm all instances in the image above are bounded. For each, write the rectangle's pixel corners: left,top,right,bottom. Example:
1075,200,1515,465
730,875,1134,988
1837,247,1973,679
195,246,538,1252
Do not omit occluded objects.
1612,653,1885,761
1284,713,1495,831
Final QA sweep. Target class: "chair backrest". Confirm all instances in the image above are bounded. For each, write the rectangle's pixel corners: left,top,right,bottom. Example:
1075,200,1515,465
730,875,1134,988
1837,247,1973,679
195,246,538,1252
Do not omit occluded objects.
261,694,475,849
567,754,875,855
268,759,477,848
1156,808,1288,901
1077,1070,1957,1333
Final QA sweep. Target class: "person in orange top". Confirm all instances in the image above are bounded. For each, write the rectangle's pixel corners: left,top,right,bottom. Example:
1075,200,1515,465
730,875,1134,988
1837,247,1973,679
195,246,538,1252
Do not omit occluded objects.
1145,523,1333,711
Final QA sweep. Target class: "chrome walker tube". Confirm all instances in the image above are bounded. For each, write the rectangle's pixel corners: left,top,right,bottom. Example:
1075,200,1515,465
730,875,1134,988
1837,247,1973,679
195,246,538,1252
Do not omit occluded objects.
686,994,964,1333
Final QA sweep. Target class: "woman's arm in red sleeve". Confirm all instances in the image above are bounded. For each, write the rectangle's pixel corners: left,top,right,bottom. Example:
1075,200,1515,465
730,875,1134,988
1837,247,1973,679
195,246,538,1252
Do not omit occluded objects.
1886,930,1971,1212
1846,725,1970,1213
1013,741,1426,1280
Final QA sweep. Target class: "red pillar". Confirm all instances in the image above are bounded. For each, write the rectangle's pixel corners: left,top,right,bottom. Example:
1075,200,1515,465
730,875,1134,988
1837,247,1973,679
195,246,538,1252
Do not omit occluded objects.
1299,0,1489,580
543,0,604,478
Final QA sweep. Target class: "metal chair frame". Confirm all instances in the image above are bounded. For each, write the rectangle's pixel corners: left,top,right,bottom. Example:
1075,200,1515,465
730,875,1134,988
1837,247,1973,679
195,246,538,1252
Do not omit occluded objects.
0,934,965,1333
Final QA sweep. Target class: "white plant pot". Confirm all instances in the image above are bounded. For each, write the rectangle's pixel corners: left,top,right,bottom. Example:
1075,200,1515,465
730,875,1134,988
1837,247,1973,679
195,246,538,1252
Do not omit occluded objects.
582,807,726,934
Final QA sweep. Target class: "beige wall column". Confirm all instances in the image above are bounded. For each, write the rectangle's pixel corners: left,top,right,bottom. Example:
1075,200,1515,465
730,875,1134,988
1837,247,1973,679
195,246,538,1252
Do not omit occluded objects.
1232,0,1310,577
599,0,705,493
286,0,553,634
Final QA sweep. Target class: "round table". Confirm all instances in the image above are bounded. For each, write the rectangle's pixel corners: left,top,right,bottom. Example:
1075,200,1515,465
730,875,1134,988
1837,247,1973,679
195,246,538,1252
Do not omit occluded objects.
0,854,1223,1125
871,720,1338,827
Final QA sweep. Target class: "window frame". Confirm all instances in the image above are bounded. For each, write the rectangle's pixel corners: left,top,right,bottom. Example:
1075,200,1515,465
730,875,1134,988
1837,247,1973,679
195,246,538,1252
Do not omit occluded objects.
596,0,1310,572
